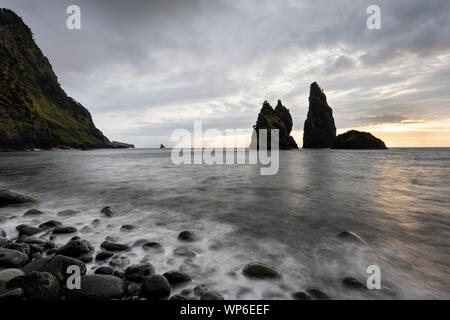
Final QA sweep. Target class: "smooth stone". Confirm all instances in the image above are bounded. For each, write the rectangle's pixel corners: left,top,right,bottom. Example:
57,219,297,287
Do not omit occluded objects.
6,271,60,300
177,231,198,242
0,287,23,300
173,246,196,258
0,228,6,237
56,239,93,258
39,220,62,229
170,294,188,300
292,291,311,300
101,241,130,251
95,266,115,275
24,255,86,282
201,291,224,300
101,206,116,217
16,225,43,237
91,219,101,227
77,254,93,263
16,237,46,245
52,226,78,234
120,225,136,231
0,248,28,268
142,241,164,253
109,256,131,268
57,209,81,217
306,287,331,300
194,284,209,296
8,243,30,255
0,189,39,206
28,243,44,254
163,271,192,285
0,237,8,248
337,231,369,246
125,263,155,282
66,275,127,300
242,262,282,279
23,209,45,216
95,251,114,261
342,277,367,290
0,269,25,282
140,274,171,299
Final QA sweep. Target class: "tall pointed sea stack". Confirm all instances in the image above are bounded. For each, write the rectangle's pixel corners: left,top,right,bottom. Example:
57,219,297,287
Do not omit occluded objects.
303,82,336,148
250,100,298,150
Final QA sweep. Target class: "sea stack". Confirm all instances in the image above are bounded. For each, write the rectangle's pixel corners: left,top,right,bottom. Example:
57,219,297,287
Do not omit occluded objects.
250,100,298,150
303,82,336,148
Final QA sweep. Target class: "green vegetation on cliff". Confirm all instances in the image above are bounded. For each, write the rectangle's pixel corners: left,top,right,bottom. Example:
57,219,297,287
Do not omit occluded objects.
0,9,111,149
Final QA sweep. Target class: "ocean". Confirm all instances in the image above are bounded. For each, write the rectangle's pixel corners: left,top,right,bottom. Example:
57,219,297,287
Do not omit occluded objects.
0,148,449,299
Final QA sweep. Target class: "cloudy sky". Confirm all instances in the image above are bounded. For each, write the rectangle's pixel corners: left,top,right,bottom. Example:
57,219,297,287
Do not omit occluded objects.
3,0,450,147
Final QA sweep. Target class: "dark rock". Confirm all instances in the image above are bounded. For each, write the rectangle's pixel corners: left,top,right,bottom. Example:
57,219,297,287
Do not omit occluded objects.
170,294,188,300
303,82,337,148
332,130,387,149
16,224,43,237
95,266,114,275
101,206,116,217
91,219,101,227
0,287,23,300
250,100,298,150
66,275,127,300
80,226,93,233
52,226,78,234
23,255,86,282
173,246,196,258
57,209,81,217
113,270,125,279
0,190,39,206
337,231,369,246
0,228,6,237
163,271,192,285
39,220,62,229
306,287,330,300
0,248,28,267
23,208,45,216
178,231,198,242
109,256,131,269
6,271,60,300
95,251,114,261
201,291,224,300
342,277,367,290
120,224,136,231
56,239,93,258
28,243,44,255
101,241,130,251
77,254,93,263
125,263,155,282
292,291,311,300
194,284,209,296
242,262,282,279
16,236,46,245
142,241,164,253
140,274,171,299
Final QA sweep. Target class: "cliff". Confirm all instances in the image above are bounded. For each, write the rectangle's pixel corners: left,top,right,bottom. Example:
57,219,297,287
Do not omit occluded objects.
250,100,298,150
0,9,111,150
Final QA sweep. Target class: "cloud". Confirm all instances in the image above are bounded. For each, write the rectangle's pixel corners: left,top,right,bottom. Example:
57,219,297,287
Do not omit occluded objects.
2,0,450,146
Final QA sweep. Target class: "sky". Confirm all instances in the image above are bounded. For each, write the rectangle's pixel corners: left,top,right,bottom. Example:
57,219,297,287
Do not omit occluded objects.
2,0,450,147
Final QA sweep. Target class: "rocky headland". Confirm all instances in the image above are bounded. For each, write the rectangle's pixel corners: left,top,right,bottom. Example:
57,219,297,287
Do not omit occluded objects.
0,9,111,151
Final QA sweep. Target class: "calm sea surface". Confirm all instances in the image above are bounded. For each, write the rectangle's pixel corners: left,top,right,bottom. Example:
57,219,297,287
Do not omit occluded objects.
0,148,449,299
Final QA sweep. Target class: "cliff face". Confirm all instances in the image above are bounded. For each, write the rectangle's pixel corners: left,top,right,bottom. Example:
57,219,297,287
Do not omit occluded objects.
250,100,298,150
0,9,111,150
303,82,336,148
